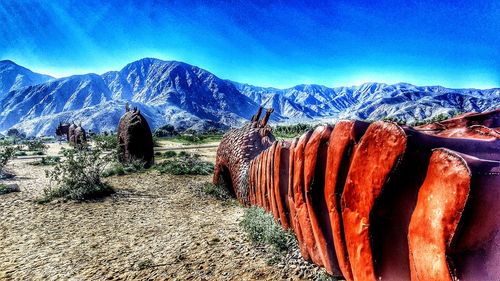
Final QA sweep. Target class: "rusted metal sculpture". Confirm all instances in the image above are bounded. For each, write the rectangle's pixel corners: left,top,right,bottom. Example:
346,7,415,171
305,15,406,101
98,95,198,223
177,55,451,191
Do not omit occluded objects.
214,107,500,281
117,106,154,168
56,122,87,147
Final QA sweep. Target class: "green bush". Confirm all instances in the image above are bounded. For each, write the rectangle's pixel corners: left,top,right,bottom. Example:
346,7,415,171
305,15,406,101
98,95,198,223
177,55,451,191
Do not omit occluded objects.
14,151,27,157
38,148,114,203
123,158,147,173
155,153,213,175
163,151,177,158
102,158,147,177
153,136,161,147
429,113,449,123
25,139,48,152
240,207,297,262
7,128,25,139
29,156,61,166
153,124,178,137
102,162,126,177
0,139,14,146
41,136,56,142
0,146,16,170
93,134,118,151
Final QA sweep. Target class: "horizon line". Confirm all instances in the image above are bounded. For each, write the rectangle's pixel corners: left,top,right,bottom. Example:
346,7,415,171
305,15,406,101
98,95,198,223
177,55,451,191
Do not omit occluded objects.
2,57,499,91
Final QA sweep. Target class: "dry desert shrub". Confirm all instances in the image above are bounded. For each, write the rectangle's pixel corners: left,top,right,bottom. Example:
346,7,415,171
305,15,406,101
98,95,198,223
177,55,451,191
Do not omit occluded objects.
38,148,114,203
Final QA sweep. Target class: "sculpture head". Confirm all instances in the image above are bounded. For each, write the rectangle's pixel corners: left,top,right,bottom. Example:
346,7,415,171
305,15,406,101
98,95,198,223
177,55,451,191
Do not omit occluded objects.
213,107,276,203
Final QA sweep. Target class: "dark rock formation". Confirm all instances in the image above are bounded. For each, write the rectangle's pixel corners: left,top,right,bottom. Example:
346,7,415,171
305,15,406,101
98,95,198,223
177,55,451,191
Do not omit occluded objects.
117,107,154,168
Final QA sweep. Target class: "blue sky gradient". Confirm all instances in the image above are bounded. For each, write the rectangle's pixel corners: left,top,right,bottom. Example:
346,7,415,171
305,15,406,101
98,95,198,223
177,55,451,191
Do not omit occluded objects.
1,0,499,88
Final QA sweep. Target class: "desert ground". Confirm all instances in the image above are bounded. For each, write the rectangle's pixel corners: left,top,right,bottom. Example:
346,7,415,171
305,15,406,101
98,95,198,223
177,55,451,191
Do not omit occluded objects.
0,141,330,281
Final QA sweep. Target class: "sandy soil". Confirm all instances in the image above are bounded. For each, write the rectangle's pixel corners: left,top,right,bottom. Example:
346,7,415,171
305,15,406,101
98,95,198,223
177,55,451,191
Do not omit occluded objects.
0,144,328,281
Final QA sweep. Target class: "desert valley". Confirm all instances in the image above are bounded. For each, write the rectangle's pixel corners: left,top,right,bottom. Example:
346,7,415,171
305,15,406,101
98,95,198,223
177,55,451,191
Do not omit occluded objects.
1,1,499,280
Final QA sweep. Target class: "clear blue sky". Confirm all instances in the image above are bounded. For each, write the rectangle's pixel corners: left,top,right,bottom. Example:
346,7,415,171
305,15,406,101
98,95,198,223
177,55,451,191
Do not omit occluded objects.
1,0,499,88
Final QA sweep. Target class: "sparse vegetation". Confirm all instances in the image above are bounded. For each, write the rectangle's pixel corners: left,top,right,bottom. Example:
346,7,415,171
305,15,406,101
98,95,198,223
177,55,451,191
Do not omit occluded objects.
123,158,147,174
382,116,406,125
29,156,61,166
14,150,27,157
137,259,154,270
0,184,19,195
152,135,161,147
166,133,223,145
201,182,232,200
25,139,48,152
38,148,114,203
410,113,455,126
273,123,313,138
1,138,49,158
102,158,148,177
0,139,14,146
383,111,467,127
155,153,213,175
240,206,297,264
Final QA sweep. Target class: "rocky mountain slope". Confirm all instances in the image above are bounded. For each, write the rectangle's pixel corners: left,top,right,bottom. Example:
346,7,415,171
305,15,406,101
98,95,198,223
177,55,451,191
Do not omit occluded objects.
0,59,261,136
0,58,498,136
0,60,53,96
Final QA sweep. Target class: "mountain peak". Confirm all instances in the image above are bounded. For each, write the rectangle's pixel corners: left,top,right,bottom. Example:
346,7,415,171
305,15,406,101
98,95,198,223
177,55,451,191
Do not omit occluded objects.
125,58,184,68
0,59,53,95
0,59,29,72
0,59,17,66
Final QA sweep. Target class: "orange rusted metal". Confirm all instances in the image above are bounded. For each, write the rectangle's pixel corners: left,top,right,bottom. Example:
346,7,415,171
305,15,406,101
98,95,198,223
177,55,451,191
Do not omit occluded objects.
293,131,315,261
341,121,407,281
324,120,369,280
408,148,471,281
214,108,500,281
304,125,341,275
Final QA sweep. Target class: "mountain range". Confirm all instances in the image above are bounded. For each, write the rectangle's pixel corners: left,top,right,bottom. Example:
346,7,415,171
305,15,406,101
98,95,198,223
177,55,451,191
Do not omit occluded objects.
0,58,498,136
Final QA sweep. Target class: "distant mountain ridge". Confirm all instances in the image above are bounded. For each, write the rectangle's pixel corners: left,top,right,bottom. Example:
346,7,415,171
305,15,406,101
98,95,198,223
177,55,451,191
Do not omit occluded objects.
0,58,498,136
235,82,500,123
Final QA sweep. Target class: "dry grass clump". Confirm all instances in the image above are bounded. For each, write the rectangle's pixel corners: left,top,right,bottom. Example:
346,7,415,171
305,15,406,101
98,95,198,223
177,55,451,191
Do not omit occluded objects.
155,153,213,175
